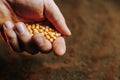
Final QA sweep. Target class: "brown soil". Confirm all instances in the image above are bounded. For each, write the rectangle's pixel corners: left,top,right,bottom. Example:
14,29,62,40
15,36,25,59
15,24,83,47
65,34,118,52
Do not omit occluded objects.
0,0,120,80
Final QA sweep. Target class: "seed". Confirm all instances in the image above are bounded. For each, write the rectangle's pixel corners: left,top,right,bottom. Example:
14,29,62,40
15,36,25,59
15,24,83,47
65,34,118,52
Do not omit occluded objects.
25,23,61,42
45,35,50,40
38,29,42,33
31,24,35,29
49,38,54,42
33,30,39,34
42,27,45,30
39,26,43,29
46,26,49,29
36,25,39,29
44,32,48,35
49,33,54,38
53,36,57,40
28,27,32,31
28,29,33,34
45,28,49,32
56,33,61,37
25,24,29,26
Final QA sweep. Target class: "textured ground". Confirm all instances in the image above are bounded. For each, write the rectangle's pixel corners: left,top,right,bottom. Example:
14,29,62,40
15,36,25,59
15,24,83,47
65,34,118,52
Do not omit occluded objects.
0,0,120,80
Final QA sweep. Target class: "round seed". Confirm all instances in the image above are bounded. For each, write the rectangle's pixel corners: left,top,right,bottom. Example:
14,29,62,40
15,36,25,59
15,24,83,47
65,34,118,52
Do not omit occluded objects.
44,32,48,35
49,38,54,42
31,24,35,29
45,28,49,32
36,25,39,29
45,35,50,40
53,36,57,40
42,27,45,30
33,29,39,34
56,33,61,37
38,29,43,33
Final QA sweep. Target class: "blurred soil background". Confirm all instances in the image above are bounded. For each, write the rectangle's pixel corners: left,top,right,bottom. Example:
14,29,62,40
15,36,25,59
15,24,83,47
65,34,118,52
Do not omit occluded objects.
0,0,120,80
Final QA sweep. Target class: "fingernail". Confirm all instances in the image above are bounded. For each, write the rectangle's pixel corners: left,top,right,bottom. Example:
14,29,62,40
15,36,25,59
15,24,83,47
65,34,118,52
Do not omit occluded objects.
15,23,25,34
4,21,13,30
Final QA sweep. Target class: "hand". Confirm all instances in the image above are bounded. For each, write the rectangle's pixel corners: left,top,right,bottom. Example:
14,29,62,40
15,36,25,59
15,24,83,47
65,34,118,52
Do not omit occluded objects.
1,0,71,56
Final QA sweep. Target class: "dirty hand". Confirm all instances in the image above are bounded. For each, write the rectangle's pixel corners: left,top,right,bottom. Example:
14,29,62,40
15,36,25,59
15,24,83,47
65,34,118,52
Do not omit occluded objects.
1,0,71,56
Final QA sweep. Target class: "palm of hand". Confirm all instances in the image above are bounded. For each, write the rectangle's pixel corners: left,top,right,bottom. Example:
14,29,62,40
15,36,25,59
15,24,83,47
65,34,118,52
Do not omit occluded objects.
2,0,44,22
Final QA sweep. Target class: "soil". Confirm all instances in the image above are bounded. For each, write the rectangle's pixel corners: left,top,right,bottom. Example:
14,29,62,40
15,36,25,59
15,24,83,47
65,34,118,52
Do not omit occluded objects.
0,0,120,80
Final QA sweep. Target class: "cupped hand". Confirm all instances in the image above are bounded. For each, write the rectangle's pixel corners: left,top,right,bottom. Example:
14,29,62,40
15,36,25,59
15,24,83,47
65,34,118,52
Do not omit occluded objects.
1,0,71,56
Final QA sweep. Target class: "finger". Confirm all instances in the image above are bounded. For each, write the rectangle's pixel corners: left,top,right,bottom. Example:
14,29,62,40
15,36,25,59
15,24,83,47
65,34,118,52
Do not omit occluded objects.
14,22,38,53
53,37,66,56
14,22,31,43
32,33,52,53
3,21,22,52
44,0,71,36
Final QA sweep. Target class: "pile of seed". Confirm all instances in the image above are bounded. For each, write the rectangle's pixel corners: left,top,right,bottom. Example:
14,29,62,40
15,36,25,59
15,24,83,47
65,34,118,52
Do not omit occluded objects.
25,23,61,42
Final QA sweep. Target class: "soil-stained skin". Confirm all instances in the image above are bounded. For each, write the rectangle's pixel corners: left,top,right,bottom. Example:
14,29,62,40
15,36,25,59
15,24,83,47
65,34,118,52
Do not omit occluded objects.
0,0,120,80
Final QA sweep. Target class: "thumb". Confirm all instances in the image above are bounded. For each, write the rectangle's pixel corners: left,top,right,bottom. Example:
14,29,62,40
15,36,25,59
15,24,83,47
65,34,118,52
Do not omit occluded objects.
44,0,71,36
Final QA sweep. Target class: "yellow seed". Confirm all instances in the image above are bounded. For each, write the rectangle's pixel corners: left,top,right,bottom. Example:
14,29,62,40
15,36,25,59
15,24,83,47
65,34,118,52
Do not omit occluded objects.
51,35,55,38
38,29,43,33
33,31,39,34
33,28,37,31
29,30,33,33
36,25,39,29
45,28,49,32
51,32,56,36
49,38,54,42
46,26,49,29
33,29,39,34
51,29,54,32
49,32,56,38
31,24,35,29
58,33,61,36
44,32,48,35
53,36,57,40
27,27,32,31
54,31,58,34
39,26,43,29
25,24,30,28
27,25,31,28
45,35,50,40
56,33,61,37
48,28,52,31
42,27,45,30
25,23,27,24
